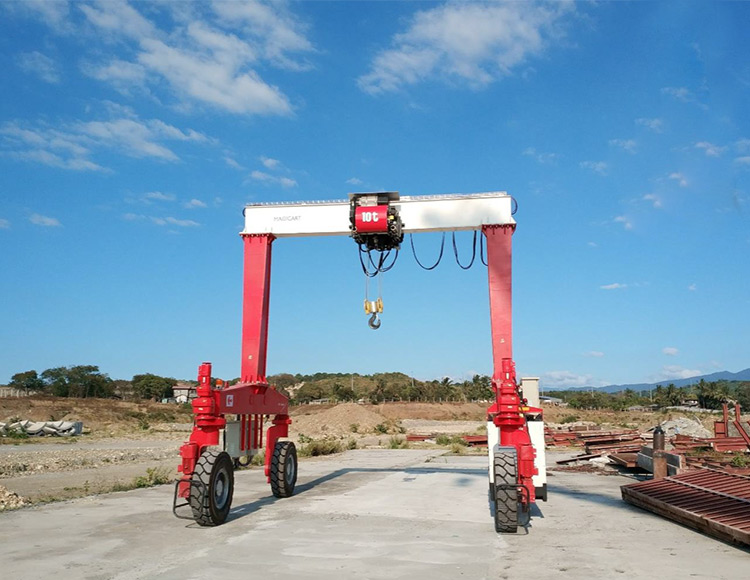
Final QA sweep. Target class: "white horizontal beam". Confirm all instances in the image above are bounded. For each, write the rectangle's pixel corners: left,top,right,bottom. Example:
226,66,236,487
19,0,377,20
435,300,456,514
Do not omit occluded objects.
242,192,514,237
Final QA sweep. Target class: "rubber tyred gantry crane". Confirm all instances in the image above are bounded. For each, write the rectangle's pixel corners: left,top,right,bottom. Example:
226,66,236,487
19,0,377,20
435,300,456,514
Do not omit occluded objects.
173,191,546,533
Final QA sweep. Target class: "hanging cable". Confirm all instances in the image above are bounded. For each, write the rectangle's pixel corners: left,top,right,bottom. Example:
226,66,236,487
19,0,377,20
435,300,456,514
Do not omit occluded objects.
479,231,488,266
410,232,445,270
358,245,399,277
452,231,477,270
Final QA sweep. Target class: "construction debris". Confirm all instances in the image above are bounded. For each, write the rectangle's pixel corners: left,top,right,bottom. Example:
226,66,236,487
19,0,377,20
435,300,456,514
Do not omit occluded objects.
0,485,30,511
0,419,83,437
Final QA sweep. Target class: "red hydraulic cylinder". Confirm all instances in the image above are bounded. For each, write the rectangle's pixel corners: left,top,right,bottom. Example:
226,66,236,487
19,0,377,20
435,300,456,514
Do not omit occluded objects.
241,234,275,384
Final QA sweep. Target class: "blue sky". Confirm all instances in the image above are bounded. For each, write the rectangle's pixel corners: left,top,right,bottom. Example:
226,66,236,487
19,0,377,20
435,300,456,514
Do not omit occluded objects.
1,1,748,389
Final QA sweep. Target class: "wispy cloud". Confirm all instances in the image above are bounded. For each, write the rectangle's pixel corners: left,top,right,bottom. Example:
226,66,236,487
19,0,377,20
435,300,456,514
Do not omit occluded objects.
184,199,207,209
580,160,608,175
662,347,679,356
523,147,559,164
650,365,702,382
260,156,281,170
249,170,297,188
346,177,363,186
0,111,211,171
0,218,10,229
30,213,61,227
600,283,627,290
74,1,314,116
688,283,697,291
541,370,604,389
224,156,244,170
661,86,693,102
584,351,605,358
669,172,688,187
609,138,636,153
614,215,632,230
734,156,750,166
695,141,726,157
636,117,663,132
358,2,576,94
643,194,662,208
17,51,60,83
123,213,199,227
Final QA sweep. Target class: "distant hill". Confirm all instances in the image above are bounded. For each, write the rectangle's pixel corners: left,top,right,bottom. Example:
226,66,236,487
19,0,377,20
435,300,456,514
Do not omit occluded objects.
546,368,750,393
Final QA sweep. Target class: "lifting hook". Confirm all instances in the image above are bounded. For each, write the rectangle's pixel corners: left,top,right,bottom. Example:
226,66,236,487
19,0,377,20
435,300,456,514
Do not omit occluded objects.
368,312,381,330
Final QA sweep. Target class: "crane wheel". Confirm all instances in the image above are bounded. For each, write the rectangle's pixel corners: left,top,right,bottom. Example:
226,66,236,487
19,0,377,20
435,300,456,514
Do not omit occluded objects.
190,450,234,526
270,441,297,498
493,450,518,534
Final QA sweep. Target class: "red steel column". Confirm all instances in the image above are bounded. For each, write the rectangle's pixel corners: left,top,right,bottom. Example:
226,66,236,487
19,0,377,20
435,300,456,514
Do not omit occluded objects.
483,224,514,378
240,234,275,384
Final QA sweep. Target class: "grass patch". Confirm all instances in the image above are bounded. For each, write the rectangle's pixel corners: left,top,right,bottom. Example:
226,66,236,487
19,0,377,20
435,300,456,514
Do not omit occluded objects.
560,414,580,424
435,434,468,446
132,466,172,488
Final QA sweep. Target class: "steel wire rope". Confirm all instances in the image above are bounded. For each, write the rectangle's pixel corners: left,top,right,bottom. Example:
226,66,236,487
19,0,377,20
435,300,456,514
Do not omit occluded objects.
452,231,477,270
410,232,445,270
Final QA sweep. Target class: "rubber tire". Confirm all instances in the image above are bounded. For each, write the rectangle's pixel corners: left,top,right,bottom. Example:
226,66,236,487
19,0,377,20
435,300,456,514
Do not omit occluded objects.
493,452,518,534
270,441,297,498
190,450,234,526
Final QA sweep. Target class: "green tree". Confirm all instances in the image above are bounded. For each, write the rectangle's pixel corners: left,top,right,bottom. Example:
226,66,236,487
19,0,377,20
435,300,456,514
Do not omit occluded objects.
41,365,113,398
131,374,177,401
8,370,45,394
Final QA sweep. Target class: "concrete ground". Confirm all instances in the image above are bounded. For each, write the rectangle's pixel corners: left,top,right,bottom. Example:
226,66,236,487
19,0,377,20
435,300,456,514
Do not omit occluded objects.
0,449,747,579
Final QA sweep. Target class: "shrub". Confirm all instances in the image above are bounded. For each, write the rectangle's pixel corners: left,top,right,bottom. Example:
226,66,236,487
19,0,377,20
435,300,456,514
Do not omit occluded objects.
346,438,358,450
132,467,171,488
388,435,408,449
731,454,749,468
449,443,466,455
298,438,343,457
374,423,388,434
349,423,359,433
561,414,580,424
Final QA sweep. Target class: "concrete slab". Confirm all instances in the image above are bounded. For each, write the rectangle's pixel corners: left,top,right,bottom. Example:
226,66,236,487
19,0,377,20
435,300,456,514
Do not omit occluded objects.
0,449,747,579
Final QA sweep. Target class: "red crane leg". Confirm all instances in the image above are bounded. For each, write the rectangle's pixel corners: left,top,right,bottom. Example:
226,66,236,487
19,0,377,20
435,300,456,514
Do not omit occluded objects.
241,234,275,384
483,224,537,504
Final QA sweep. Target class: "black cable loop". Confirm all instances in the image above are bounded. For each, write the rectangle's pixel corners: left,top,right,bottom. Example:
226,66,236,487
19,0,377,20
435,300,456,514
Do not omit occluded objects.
358,245,380,277
479,231,488,266
452,231,477,270
410,232,444,270
359,245,399,276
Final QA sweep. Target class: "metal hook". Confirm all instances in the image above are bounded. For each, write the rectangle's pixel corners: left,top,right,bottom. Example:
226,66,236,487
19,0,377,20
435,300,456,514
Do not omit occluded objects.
368,312,381,330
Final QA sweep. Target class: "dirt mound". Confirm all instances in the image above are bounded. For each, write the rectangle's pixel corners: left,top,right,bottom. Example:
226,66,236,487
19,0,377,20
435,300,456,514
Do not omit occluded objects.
291,403,387,438
376,402,487,421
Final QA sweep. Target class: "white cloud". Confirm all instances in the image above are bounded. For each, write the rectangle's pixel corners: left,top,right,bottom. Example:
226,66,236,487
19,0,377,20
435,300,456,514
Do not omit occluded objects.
584,351,604,358
224,156,244,170
29,213,61,227
249,170,297,188
736,138,750,153
695,141,726,157
636,117,663,132
124,213,199,227
346,177,363,186
184,198,207,209
669,172,688,187
643,194,662,208
17,51,60,83
688,283,697,291
541,370,603,389
600,282,627,290
0,113,211,170
734,156,750,165
662,347,679,356
75,1,312,116
609,138,636,153
143,191,176,203
614,215,633,230
580,160,607,175
261,156,281,169
358,2,576,94
0,218,10,229
651,365,702,382
661,86,692,102
523,147,559,164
